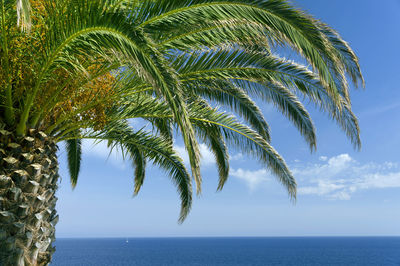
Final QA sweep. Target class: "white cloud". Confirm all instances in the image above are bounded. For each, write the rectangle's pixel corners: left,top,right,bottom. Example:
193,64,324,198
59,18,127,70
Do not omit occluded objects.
82,140,127,170
327,154,353,168
292,153,353,180
230,168,270,191
296,154,400,200
225,153,400,198
319,156,328,161
230,153,244,161
175,143,215,167
84,141,218,170
82,140,400,199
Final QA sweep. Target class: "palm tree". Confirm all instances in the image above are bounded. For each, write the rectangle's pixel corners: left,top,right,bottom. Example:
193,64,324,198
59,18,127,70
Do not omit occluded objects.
0,0,363,264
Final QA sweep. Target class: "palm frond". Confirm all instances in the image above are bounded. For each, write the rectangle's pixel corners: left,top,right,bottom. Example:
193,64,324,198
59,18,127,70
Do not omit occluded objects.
242,80,316,150
172,49,316,149
191,103,230,190
117,96,296,198
83,120,192,222
188,103,296,197
16,0,31,32
0,0,364,222
65,135,82,188
137,0,362,97
131,147,147,196
184,79,271,142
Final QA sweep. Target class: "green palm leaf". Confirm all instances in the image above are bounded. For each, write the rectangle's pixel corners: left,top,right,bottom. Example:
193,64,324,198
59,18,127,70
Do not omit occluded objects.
65,137,82,189
0,0,364,225
83,120,193,222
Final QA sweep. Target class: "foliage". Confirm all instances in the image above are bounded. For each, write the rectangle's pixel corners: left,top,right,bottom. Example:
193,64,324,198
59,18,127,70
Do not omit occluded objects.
0,0,363,221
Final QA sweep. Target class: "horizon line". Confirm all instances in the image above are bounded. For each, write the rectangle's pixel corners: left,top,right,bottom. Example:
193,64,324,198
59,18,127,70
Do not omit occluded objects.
56,235,400,239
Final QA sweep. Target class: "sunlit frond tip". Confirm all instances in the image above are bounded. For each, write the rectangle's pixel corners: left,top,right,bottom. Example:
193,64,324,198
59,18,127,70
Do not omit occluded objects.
66,138,82,189
16,0,31,32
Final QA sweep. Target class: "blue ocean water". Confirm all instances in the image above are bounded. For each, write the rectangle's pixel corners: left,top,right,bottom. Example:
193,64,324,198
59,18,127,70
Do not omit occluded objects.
51,237,400,266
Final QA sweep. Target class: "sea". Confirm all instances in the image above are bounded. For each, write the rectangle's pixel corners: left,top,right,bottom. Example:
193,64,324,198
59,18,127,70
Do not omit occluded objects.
51,237,400,266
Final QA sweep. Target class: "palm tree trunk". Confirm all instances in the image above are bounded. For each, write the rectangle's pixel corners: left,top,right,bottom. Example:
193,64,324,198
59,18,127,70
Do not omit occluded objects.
0,129,59,266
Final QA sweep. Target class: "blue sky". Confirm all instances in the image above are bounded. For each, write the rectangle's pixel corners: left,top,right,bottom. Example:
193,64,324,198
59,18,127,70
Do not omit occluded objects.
55,0,400,237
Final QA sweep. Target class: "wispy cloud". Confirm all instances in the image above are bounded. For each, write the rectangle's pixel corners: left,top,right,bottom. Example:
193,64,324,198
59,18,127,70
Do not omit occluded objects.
227,154,400,199
82,140,127,170
230,153,244,161
319,156,328,161
84,141,219,170
175,145,247,167
175,143,215,167
295,154,400,200
83,137,400,199
230,168,270,191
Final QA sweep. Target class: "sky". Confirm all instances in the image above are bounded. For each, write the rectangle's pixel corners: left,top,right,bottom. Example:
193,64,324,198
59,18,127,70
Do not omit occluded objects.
55,0,400,238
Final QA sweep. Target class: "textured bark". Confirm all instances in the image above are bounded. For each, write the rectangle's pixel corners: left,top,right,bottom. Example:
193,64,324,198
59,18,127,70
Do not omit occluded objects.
0,129,59,266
